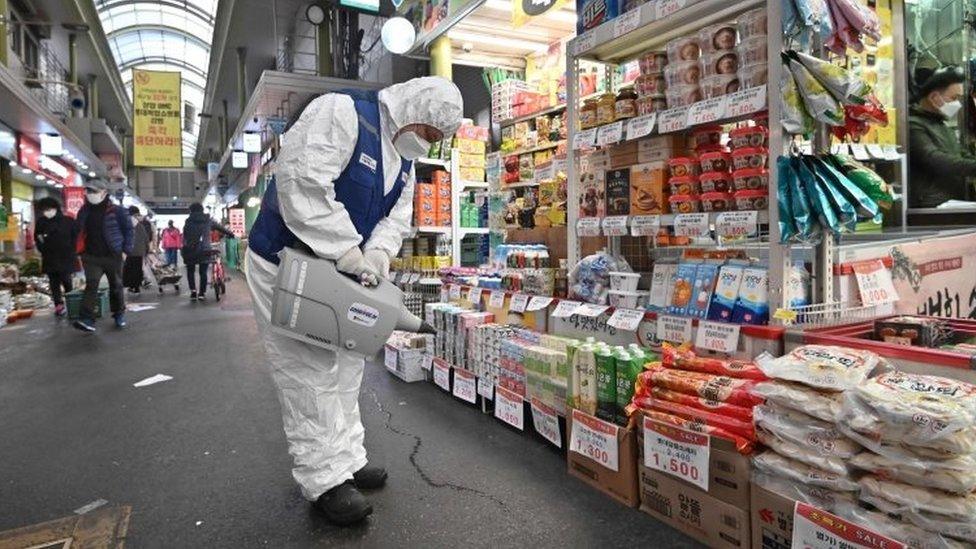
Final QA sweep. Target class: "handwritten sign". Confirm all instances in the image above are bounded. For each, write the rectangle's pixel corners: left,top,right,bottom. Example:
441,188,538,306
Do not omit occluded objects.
422,353,433,371
612,8,641,37
695,320,741,354
644,416,710,490
631,214,661,237
466,286,481,304
657,315,693,343
488,290,506,309
449,284,462,300
573,29,597,56
597,121,624,146
853,259,899,306
607,308,645,331
494,387,524,431
534,163,554,182
687,96,729,126
552,300,583,318
601,215,629,236
850,143,870,161
509,293,529,313
655,0,688,19
531,398,562,448
452,369,477,403
574,128,597,150
577,217,601,237
626,113,656,141
478,376,494,400
576,303,610,317
725,85,767,118
715,210,758,242
673,213,710,237
384,344,398,371
570,410,619,471
526,295,554,312
433,358,451,391
657,107,689,134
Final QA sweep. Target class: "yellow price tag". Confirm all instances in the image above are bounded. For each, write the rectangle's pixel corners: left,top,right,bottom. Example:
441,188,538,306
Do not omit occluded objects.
772,308,798,323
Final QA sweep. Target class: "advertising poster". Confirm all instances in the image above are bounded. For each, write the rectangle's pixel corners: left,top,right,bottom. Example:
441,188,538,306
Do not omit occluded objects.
133,69,183,167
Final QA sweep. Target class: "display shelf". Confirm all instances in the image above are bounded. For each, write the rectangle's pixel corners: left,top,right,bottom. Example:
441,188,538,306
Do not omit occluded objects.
500,140,567,158
459,227,490,237
416,157,450,168
501,181,540,189
497,103,569,128
414,226,452,235
461,180,489,189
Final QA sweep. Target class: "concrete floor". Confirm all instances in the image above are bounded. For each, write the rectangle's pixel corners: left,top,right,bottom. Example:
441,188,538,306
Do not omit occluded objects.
0,278,700,548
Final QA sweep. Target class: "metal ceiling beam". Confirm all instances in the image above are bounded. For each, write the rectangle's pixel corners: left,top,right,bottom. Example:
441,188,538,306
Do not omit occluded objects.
106,24,212,52
118,56,208,80
95,0,214,25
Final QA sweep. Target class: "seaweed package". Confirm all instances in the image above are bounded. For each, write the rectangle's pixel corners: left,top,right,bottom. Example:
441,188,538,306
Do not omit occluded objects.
791,50,871,104
793,155,840,235
829,154,893,209
813,155,880,222
786,54,845,126
805,156,857,231
777,156,799,243
781,57,816,135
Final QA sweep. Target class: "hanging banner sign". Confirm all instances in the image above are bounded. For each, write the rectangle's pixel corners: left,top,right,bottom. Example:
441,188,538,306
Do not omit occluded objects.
133,69,183,167
228,208,246,237
63,187,86,218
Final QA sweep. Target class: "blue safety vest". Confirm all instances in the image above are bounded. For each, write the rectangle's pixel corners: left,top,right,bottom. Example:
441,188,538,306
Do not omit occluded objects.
248,89,413,264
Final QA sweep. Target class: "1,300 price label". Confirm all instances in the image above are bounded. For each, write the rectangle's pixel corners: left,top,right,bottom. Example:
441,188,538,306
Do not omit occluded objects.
570,410,619,471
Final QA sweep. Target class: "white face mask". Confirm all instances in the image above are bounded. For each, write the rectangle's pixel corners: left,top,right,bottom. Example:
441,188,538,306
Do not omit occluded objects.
939,98,963,119
42,209,56,219
393,132,432,160
86,190,106,205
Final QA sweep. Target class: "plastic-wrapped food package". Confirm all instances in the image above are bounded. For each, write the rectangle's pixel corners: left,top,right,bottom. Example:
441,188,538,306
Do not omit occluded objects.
757,345,880,391
902,507,976,544
807,156,858,232
791,50,871,104
754,405,861,458
650,386,754,422
638,409,755,453
775,157,798,244
781,65,815,135
638,397,756,442
753,471,857,512
839,372,976,457
813,156,880,222
753,450,859,491
636,363,764,407
849,450,976,495
752,380,845,423
756,430,848,475
832,502,969,549
829,154,894,209
568,252,632,304
785,54,845,126
858,476,976,525
789,156,821,241
662,343,768,380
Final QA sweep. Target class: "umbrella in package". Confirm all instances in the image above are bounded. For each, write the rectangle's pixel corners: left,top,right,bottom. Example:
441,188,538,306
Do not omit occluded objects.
793,155,842,235
812,155,880,222
828,154,893,209
757,345,881,392
650,386,755,422
636,363,764,408
791,50,871,104
781,59,816,135
776,156,799,243
662,343,769,380
805,156,858,232
786,54,845,126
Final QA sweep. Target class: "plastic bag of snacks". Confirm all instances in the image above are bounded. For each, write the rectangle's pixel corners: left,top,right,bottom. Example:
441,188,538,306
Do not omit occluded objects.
752,450,859,491
858,476,976,526
795,155,843,235
661,343,768,380
839,372,976,457
636,363,764,407
751,380,846,422
828,154,894,208
636,397,756,442
568,252,632,305
757,345,881,392
813,155,880,222
791,50,871,104
637,409,755,453
753,471,857,513
650,386,754,422
849,450,976,495
754,405,861,458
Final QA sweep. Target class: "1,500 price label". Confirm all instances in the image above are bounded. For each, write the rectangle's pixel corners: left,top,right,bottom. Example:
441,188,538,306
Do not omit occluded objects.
643,416,710,490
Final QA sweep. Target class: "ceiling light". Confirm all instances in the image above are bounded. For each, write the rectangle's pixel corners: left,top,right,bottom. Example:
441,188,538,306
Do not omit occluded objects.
172,196,178,200
381,17,416,54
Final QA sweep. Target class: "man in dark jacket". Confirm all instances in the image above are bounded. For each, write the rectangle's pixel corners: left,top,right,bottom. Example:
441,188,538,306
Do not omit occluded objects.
182,203,233,301
908,65,976,207
73,180,133,332
123,206,150,293
34,197,77,317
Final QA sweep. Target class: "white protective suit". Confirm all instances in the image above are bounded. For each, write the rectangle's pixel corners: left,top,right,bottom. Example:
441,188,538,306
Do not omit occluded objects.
247,77,463,500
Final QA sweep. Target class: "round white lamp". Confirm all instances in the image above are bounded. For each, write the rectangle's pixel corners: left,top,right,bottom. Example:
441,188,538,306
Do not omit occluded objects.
381,17,416,54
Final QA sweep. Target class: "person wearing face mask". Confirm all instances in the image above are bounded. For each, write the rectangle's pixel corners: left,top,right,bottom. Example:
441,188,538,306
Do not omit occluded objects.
909,65,976,207
123,206,151,293
245,76,463,525
73,180,134,332
33,197,78,317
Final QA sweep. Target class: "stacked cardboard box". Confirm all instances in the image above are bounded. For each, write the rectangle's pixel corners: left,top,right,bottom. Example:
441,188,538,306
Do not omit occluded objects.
455,124,488,183
413,182,437,226
432,170,452,227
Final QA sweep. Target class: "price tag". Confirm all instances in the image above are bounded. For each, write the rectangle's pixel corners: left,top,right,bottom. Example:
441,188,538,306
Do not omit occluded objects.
686,96,729,126
673,213,710,237
531,398,562,448
577,217,601,237
478,376,494,400
866,144,885,159
772,308,799,324
831,143,849,155
421,353,433,371
643,416,710,490
695,320,741,354
607,308,645,331
882,144,902,161
494,387,525,431
626,113,656,141
799,141,813,155
630,214,661,237
440,286,449,302
575,303,610,317
509,293,530,312
724,85,767,118
850,143,870,161
601,215,629,236
433,358,451,391
452,369,477,403
573,29,597,56
657,314,693,343
466,286,481,304
613,8,641,37
408,273,421,283
526,295,554,312
534,163,554,182
552,157,568,174
574,128,597,150
570,410,620,471
852,259,899,306
384,344,398,372
657,107,689,134
715,211,758,242
792,502,906,549
655,0,687,19
488,290,506,309
449,284,462,300
597,121,624,146
552,300,582,318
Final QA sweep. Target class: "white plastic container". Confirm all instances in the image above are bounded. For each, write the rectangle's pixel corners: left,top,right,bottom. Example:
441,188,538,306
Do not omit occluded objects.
609,271,641,292
608,289,646,309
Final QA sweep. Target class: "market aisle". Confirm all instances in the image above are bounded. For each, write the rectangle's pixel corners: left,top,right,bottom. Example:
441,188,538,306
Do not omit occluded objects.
0,280,700,547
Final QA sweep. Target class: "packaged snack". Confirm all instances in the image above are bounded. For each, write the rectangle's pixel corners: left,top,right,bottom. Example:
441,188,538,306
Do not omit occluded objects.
580,98,599,129
604,168,631,216
731,147,768,170
669,263,699,315
729,125,768,149
731,168,768,191
776,157,799,243
629,161,667,215
636,95,668,115
691,125,723,150
700,192,734,212
699,170,732,192
668,193,701,214
700,51,739,77
665,85,702,108
596,91,617,124
699,150,732,173
639,397,756,441
650,386,754,422
752,451,859,491
781,62,815,134
756,430,850,475
666,36,700,62
792,50,871,105
668,175,699,195
664,60,702,87
752,380,847,423
859,476,976,524
637,363,764,408
806,156,858,232
758,345,880,391
685,263,719,318
578,169,605,218
663,343,767,380
733,189,768,210
639,50,669,74
615,86,638,119
737,7,768,39
519,154,535,181
731,267,768,325
755,405,861,458
698,22,738,53
668,157,699,178
576,0,619,33
812,156,880,222
829,154,894,209
786,54,845,126
736,35,768,66
850,451,976,495
707,264,743,322
647,263,676,312
635,409,754,453
595,346,617,422
754,472,858,513
608,289,645,309
635,73,667,97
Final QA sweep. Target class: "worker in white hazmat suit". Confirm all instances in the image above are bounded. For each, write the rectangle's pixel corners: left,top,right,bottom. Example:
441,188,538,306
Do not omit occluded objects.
245,76,463,525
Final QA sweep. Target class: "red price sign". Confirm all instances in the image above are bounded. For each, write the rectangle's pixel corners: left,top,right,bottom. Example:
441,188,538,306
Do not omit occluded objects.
655,0,687,19
452,369,477,403
570,410,620,471
433,358,451,391
494,387,524,431
792,502,906,549
530,398,562,448
643,416,710,490
852,259,899,306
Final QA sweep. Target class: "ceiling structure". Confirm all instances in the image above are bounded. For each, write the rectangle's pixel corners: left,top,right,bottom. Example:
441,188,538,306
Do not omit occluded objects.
95,0,219,159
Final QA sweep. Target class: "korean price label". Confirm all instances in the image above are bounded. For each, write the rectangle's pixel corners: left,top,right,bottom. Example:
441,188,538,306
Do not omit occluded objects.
383,344,398,372
882,144,902,161
477,376,494,400
408,272,421,283
530,398,562,448
552,157,568,174
573,29,597,56
534,163,554,182
421,353,433,371
715,211,758,242
526,295,554,312
630,214,661,237
488,290,506,309
686,96,729,126
577,217,601,237
643,416,710,490
852,259,899,306
601,215,629,236
850,143,870,161
574,128,597,150
607,308,645,331
831,143,849,155
866,144,885,159
657,315,693,344
466,286,481,304
694,320,741,354
612,8,641,37
452,369,477,404
509,293,530,313
440,286,449,302
657,107,689,134
552,300,583,318
626,113,656,141
494,387,524,431
570,410,620,471
575,303,610,317
432,358,451,391
673,213,710,237
449,284,462,300
655,0,687,19
791,502,905,549
597,121,624,146
725,85,767,118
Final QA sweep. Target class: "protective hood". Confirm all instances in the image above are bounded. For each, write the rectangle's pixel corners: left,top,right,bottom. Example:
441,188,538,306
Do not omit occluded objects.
378,76,464,146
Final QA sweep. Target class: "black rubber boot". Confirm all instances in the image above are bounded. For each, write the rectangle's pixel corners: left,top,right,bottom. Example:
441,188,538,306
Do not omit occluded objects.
353,465,388,490
313,481,372,526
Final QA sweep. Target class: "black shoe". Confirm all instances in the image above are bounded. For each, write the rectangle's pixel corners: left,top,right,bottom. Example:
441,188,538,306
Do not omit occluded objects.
353,466,388,490
190,291,197,301
73,318,96,332
313,481,372,526
198,293,206,302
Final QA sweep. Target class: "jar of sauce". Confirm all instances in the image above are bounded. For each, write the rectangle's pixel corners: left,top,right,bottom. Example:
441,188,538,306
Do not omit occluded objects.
615,86,638,119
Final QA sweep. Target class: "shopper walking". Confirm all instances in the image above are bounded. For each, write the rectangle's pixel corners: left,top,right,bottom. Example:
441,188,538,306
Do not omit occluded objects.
73,180,133,332
33,197,78,318
161,220,182,267
123,206,150,293
245,77,462,525
182,203,233,301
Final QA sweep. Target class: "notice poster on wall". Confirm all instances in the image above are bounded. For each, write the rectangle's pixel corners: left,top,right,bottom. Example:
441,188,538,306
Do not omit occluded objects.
228,208,245,237
63,187,86,218
132,69,183,167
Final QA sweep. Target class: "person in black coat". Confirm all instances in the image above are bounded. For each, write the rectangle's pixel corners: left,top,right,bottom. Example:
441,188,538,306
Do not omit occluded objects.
182,203,234,301
34,197,78,317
